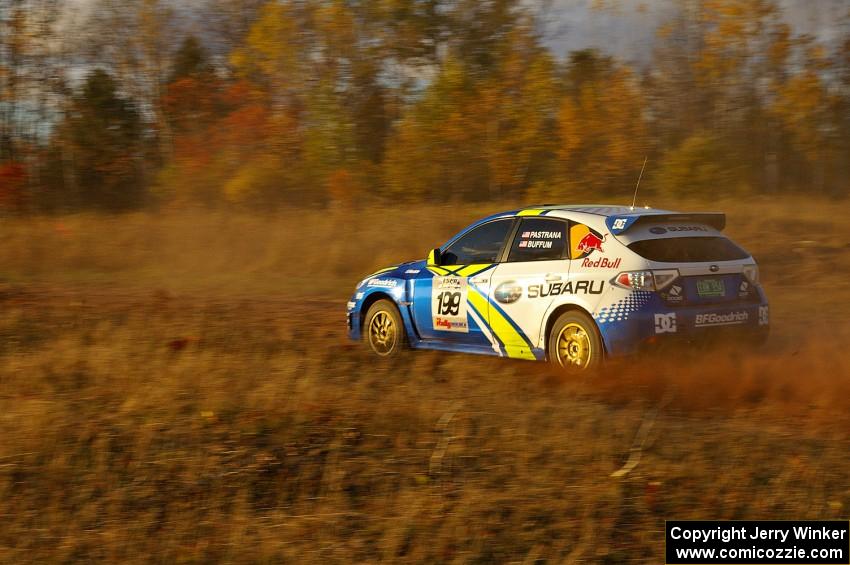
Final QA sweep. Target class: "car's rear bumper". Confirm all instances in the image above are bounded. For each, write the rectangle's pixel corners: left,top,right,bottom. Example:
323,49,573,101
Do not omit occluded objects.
598,297,770,358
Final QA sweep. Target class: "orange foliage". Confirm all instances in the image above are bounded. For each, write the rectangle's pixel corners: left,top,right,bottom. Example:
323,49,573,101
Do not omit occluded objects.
326,168,361,207
0,162,27,210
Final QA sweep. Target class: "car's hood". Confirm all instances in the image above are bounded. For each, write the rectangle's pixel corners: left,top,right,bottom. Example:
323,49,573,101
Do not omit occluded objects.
359,259,426,286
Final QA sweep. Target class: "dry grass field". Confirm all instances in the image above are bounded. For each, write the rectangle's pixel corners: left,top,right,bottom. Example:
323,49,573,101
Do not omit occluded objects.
1,196,849,563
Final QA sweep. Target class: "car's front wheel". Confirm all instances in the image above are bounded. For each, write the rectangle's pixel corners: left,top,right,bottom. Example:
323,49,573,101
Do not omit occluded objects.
363,299,406,357
548,310,603,374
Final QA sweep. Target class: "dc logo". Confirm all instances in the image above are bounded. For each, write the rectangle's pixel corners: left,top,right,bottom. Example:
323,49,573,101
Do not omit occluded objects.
654,313,677,334
612,218,627,230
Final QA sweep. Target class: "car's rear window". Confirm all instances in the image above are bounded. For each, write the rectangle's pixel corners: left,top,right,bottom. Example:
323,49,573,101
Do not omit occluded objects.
628,236,750,262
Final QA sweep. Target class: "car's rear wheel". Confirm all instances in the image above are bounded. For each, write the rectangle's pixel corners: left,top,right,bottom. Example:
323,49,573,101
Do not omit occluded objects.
363,299,406,357
548,310,603,374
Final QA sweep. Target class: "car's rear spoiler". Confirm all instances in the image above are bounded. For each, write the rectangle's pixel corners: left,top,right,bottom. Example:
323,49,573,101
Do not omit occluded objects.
605,212,726,235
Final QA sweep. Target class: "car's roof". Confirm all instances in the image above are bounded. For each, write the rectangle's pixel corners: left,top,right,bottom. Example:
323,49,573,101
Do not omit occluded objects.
472,204,681,229
445,204,724,248
517,204,677,216
476,204,677,225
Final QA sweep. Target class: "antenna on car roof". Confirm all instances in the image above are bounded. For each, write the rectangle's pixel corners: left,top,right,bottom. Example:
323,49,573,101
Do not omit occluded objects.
630,156,648,210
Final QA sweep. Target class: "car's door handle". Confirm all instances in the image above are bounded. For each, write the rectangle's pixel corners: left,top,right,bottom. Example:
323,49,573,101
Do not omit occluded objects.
470,276,489,284
545,274,562,281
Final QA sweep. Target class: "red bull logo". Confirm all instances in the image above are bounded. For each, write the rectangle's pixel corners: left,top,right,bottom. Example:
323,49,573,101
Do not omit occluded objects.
581,256,621,269
577,232,607,255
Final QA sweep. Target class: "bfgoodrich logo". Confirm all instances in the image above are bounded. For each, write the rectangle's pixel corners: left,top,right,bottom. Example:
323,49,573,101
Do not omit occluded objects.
695,311,749,327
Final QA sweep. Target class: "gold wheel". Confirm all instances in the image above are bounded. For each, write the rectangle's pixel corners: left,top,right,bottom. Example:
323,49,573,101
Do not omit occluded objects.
368,310,397,356
556,322,592,369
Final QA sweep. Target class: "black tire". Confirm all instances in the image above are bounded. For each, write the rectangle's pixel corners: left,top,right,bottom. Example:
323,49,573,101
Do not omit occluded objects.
363,299,407,357
548,310,604,374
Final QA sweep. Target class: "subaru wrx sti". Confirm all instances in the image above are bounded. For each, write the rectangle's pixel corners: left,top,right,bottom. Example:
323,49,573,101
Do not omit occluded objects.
346,205,769,373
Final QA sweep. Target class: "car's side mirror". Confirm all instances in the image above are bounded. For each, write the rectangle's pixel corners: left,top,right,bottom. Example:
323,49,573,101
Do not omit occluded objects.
427,248,441,267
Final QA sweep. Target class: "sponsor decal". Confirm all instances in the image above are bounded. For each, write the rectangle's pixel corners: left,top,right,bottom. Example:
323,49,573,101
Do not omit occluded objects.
694,311,749,327
576,231,606,255
346,301,356,310
662,283,684,303
431,276,469,333
581,256,621,269
355,292,364,299
405,269,421,274
527,280,604,298
738,279,751,299
434,317,468,331
649,226,667,234
609,216,643,234
667,225,709,232
368,278,398,288
655,312,677,334
759,305,769,326
494,281,523,304
570,224,607,259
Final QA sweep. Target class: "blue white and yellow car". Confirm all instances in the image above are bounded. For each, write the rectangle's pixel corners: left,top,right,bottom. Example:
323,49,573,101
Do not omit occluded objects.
346,205,769,373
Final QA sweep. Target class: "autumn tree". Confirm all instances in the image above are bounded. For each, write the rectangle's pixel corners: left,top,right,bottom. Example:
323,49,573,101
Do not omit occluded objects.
0,0,64,193
383,57,490,201
384,12,558,202
770,43,840,194
157,37,233,205
0,161,28,210
83,0,177,163
65,70,145,210
550,50,648,199
481,25,559,199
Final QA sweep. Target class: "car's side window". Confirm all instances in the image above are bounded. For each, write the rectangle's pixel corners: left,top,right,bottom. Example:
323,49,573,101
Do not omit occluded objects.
441,219,514,265
506,218,568,262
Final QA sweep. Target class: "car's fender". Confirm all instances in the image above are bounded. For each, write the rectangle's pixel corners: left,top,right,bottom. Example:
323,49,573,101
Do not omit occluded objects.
348,261,425,343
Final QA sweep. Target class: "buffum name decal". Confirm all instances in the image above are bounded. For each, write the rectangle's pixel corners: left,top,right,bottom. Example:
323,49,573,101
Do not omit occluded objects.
695,311,749,327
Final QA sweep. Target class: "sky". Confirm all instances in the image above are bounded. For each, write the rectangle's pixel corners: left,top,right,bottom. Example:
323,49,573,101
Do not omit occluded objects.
541,0,848,65
61,0,849,65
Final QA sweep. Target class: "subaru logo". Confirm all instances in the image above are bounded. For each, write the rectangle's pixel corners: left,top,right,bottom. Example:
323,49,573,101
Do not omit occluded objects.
494,281,523,304
709,264,719,273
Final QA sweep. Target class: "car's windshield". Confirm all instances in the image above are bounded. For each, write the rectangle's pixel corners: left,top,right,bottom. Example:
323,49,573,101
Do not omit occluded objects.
442,219,513,265
628,236,750,262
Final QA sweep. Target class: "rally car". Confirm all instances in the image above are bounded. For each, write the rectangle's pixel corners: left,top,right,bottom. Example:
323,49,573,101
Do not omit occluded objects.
346,205,769,373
